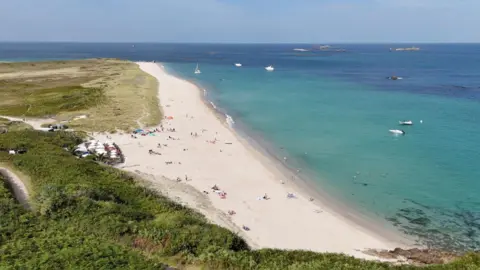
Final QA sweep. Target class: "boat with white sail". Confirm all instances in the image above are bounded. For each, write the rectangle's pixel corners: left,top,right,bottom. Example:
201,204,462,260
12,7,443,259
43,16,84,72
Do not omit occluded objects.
194,63,201,74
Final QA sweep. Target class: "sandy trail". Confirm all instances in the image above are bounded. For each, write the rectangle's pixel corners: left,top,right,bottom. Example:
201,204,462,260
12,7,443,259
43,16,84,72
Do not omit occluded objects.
0,115,54,130
0,167,30,209
93,62,408,259
0,67,81,79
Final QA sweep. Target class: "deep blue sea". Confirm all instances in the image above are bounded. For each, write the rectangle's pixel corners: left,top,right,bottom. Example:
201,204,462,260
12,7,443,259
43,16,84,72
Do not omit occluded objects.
2,42,480,251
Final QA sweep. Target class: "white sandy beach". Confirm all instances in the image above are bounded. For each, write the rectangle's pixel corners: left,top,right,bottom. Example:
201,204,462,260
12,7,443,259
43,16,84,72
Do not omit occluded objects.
92,62,405,259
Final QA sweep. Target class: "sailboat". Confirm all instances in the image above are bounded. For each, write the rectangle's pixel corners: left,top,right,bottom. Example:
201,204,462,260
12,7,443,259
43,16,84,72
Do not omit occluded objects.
265,65,274,72
194,63,201,74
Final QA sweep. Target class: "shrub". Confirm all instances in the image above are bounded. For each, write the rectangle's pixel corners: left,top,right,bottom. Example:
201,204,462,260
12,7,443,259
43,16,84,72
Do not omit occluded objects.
0,130,479,269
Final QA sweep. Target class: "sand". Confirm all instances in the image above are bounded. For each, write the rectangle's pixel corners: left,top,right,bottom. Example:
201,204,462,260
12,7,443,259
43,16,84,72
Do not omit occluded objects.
0,115,54,130
92,62,406,259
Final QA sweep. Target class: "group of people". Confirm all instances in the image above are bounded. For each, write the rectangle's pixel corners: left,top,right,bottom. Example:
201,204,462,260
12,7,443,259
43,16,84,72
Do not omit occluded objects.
176,175,190,182
165,161,181,165
148,149,161,155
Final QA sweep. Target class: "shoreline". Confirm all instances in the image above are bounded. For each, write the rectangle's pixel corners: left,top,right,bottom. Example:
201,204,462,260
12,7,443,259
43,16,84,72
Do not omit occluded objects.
96,62,409,260
162,63,414,248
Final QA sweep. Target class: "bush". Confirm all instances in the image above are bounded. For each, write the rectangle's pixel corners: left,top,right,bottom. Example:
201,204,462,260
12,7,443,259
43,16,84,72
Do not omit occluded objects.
0,130,479,269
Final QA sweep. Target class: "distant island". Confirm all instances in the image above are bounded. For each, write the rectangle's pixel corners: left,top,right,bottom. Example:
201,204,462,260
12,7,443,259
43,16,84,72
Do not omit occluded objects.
292,45,346,52
390,46,421,52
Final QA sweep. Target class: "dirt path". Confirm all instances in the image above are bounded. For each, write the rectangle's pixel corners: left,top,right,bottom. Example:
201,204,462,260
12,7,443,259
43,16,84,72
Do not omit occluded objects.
0,167,30,209
0,67,81,79
135,104,150,128
0,115,54,130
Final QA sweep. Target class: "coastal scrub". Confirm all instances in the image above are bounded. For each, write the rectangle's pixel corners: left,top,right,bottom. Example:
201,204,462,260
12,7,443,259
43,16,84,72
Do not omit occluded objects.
0,130,479,269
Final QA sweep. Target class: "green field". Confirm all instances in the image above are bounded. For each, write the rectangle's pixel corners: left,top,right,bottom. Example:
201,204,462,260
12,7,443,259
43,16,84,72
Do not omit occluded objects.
0,130,479,269
0,59,161,132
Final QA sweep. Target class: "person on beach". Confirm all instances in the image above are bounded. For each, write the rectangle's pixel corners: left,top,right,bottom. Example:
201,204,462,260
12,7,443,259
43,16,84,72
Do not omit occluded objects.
263,193,270,200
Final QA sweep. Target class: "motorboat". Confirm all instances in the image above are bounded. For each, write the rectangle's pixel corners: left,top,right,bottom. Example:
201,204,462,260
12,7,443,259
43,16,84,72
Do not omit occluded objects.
265,65,274,71
389,129,406,135
194,63,201,74
234,63,242,67
387,76,403,80
399,120,413,126
293,48,309,52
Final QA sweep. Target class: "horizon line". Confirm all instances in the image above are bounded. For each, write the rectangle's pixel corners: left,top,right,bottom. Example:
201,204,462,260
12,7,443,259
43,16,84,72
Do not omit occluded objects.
1,41,480,45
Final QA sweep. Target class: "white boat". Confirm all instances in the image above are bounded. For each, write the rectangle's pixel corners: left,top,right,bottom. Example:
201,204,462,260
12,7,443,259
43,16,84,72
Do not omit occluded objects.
265,65,274,72
389,129,406,135
234,63,242,67
293,48,309,52
194,63,201,74
399,120,413,126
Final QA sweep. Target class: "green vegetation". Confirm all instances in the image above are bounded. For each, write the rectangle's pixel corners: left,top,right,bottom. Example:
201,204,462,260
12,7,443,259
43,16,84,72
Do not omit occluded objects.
0,130,479,269
0,59,161,132
0,117,33,133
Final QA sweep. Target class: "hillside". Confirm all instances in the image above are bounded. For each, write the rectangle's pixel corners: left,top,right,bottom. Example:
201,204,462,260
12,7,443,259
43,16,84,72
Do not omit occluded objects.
1,130,479,269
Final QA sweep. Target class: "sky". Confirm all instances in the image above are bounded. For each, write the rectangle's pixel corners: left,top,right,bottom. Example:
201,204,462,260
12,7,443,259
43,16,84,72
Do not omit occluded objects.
0,0,479,43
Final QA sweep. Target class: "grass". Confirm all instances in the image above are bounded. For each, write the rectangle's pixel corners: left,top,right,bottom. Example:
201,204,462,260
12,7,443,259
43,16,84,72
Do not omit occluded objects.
0,59,161,132
0,130,480,269
0,117,33,133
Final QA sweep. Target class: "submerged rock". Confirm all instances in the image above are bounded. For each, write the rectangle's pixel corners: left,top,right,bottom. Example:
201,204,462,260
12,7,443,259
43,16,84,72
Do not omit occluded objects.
369,248,461,265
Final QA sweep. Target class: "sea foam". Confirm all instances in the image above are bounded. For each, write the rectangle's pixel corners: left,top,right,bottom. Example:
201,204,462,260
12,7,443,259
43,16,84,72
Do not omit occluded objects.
226,114,235,128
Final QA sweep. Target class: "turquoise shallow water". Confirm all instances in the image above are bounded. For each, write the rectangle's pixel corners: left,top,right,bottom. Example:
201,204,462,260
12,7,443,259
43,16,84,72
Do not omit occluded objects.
2,43,480,250
164,51,480,251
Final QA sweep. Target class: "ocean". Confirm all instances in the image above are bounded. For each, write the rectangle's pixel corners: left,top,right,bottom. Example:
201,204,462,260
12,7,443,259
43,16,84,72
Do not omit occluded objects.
2,42,480,251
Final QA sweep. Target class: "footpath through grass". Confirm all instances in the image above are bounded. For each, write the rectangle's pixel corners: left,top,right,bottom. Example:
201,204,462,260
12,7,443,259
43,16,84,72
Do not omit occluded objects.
0,130,479,269
0,59,161,132
0,117,33,133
